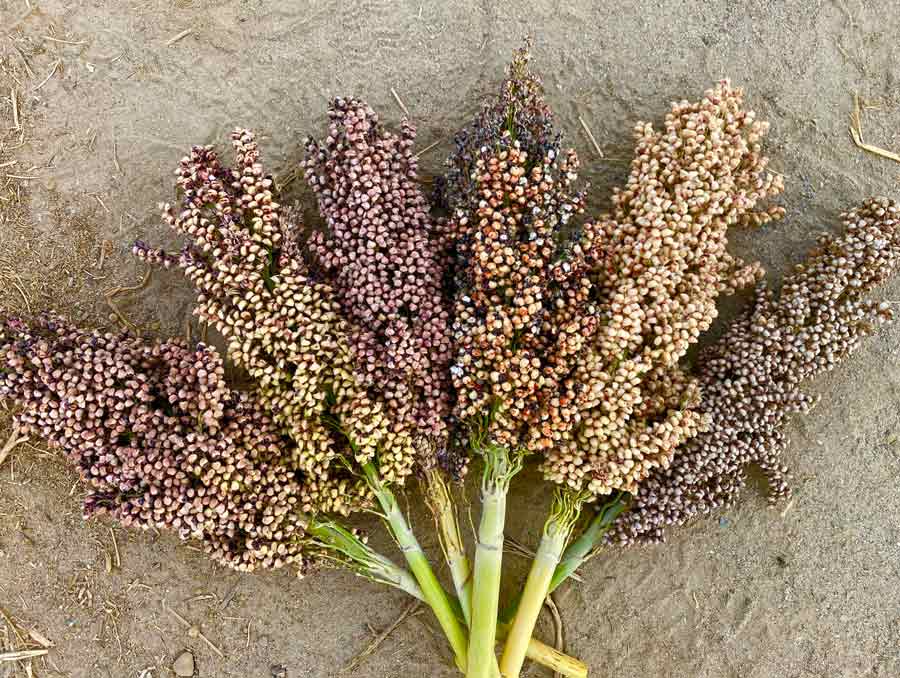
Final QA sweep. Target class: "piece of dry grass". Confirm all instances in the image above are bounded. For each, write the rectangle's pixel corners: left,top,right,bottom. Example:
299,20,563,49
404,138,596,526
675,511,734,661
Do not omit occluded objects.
26,629,52,649
0,605,51,678
391,87,410,118
849,91,900,163
0,605,25,646
505,535,583,583
105,268,152,299
0,648,47,661
12,47,36,80
0,427,27,468
166,29,194,46
545,594,565,678
109,528,121,569
113,133,122,174
577,115,603,157
10,88,19,130
33,60,60,92
0,269,31,313
164,600,225,659
342,600,421,674
43,36,86,46
413,138,442,158
104,268,152,330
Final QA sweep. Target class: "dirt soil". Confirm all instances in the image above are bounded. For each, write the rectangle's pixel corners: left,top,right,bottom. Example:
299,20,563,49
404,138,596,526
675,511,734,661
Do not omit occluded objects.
1,1,899,677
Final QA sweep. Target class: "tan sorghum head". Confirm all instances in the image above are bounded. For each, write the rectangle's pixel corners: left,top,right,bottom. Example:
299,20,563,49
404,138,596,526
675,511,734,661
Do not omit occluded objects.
135,130,418,514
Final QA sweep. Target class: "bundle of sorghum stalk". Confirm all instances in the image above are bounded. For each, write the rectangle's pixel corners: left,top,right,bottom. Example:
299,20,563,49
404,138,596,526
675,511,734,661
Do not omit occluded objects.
442,44,785,677
4,38,897,678
134,115,578,675
133,126,479,669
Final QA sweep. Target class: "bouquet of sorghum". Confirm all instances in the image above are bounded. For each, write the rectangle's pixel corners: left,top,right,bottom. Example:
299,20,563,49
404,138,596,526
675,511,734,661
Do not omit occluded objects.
3,41,898,677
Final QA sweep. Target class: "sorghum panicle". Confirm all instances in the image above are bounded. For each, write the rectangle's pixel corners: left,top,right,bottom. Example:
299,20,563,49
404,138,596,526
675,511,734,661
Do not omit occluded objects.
303,99,456,473
135,130,417,514
612,197,900,543
0,313,310,573
445,44,784,498
536,79,785,496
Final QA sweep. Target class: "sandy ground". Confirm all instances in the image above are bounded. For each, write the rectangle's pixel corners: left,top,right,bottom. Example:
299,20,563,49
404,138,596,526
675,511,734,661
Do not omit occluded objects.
0,1,899,677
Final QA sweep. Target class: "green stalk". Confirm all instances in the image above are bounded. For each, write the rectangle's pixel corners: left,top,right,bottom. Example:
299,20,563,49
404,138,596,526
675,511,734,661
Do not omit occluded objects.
549,493,628,594
306,517,424,598
363,462,469,671
308,513,587,676
468,444,521,678
499,490,584,678
470,486,505,677
424,471,587,676
424,468,474,626
497,492,629,627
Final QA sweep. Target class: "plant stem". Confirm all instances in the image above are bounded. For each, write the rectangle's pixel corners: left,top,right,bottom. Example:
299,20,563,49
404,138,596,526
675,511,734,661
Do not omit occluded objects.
499,490,584,678
308,511,586,676
494,622,588,677
498,492,630,627
306,517,424,600
548,493,628,594
468,444,520,678
523,637,587,678
424,468,473,626
470,487,504,677
363,462,469,671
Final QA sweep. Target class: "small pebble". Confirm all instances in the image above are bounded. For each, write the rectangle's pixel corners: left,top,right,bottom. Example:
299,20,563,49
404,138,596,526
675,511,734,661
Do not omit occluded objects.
173,650,195,677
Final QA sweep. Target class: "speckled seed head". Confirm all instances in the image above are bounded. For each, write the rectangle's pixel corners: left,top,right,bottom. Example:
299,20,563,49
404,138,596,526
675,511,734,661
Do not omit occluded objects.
0,313,313,574
134,129,419,514
442,43,586,461
610,197,900,544
303,99,458,475
439,37,557,214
